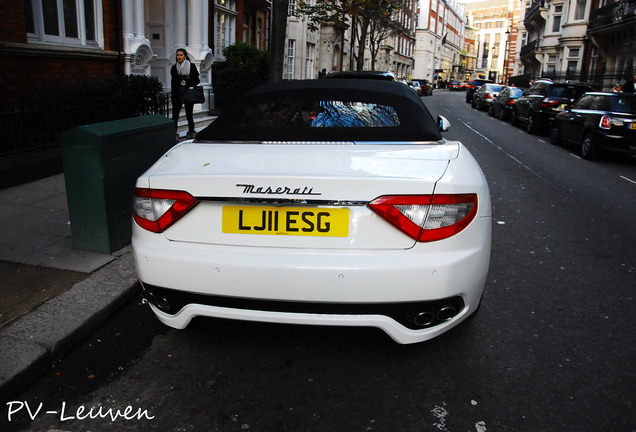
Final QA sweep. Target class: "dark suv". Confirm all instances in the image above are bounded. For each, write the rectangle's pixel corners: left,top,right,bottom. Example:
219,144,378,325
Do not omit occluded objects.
511,80,592,134
465,79,493,103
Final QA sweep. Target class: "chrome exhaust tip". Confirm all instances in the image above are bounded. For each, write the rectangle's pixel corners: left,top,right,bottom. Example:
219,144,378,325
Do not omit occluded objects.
413,310,436,327
142,289,171,312
436,304,458,322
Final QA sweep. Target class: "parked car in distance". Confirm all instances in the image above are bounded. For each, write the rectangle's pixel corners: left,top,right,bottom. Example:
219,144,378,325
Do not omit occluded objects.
407,81,422,96
489,86,526,120
511,79,592,134
450,80,460,91
472,83,503,110
459,82,468,90
419,79,434,96
466,79,494,103
550,92,636,160
132,79,492,345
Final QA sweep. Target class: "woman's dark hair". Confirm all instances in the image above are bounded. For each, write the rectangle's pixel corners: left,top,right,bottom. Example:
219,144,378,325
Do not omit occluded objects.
176,48,189,60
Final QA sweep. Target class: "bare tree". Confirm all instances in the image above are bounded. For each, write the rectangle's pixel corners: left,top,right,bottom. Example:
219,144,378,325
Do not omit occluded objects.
299,0,402,72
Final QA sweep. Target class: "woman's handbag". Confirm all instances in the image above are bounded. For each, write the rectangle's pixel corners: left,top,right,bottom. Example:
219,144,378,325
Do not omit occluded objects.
182,86,205,103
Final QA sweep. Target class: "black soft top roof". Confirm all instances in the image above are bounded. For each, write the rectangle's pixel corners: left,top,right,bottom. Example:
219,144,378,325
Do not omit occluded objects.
197,79,442,142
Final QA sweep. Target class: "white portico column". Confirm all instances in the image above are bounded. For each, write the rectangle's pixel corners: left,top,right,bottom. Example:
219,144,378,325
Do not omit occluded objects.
122,0,134,51
187,0,203,52
122,0,153,75
173,0,187,52
134,0,145,39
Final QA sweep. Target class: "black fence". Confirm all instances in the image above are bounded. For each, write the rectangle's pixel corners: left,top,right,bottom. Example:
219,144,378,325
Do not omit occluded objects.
0,92,172,158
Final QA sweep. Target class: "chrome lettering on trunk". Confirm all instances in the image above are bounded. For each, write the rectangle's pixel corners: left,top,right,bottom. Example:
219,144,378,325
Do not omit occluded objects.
237,184,321,196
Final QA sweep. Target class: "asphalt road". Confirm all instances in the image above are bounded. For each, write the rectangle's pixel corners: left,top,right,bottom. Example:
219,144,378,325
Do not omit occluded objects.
3,90,635,432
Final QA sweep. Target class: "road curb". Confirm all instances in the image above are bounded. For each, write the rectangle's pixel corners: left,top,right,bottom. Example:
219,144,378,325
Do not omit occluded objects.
0,252,140,401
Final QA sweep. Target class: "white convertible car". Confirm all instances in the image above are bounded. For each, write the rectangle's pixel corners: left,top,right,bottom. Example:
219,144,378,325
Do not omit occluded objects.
132,79,491,344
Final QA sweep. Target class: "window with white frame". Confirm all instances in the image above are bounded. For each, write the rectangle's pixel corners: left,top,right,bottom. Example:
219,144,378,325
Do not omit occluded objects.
305,43,315,79
588,47,598,74
552,5,562,33
26,0,101,47
546,55,557,75
288,0,297,15
286,39,296,80
567,48,580,75
574,0,587,20
215,10,235,58
215,0,237,59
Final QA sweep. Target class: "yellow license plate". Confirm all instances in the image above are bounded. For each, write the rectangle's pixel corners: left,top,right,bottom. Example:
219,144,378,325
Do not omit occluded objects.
630,123,636,130
222,206,349,237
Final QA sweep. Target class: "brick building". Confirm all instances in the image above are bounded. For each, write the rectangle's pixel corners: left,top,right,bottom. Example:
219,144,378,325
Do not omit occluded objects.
0,0,122,109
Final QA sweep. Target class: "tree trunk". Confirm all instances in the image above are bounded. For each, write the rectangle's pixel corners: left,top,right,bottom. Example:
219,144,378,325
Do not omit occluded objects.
269,0,289,82
356,19,369,71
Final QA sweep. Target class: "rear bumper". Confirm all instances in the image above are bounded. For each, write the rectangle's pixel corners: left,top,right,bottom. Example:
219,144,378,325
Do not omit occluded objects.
132,216,491,344
145,298,476,345
598,132,636,154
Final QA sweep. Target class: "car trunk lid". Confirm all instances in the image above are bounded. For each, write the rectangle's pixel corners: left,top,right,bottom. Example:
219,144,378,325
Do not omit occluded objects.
140,142,457,250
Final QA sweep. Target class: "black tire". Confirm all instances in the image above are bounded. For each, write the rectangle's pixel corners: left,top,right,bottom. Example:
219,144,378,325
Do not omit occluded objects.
581,132,599,160
499,107,507,121
526,111,540,134
510,109,519,126
488,105,494,116
550,126,561,146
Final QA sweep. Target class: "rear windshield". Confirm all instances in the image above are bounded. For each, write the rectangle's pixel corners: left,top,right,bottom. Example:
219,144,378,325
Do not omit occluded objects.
487,84,503,92
611,96,636,113
509,87,524,97
550,85,590,99
238,100,400,128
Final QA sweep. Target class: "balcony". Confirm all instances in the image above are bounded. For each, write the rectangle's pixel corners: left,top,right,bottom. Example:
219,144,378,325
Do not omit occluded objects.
519,39,537,59
524,0,547,30
588,0,636,32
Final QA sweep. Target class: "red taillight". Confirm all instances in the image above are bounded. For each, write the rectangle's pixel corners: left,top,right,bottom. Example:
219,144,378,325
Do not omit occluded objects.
368,194,478,242
541,98,560,108
599,115,611,130
486,94,493,100
508,99,516,106
133,188,198,233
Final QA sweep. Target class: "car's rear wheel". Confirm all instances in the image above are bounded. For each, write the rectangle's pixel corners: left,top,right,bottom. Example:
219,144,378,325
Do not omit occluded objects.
526,112,540,134
488,105,494,116
550,126,561,146
510,109,519,126
581,132,599,160
499,107,507,121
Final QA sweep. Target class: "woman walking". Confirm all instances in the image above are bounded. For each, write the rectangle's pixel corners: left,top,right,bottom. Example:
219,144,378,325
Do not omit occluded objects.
171,48,200,139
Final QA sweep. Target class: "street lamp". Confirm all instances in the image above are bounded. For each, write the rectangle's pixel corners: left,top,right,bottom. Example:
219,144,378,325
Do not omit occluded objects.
504,30,511,84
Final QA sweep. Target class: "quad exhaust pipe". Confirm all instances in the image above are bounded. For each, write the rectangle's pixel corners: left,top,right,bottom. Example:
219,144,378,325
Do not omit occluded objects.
412,303,459,328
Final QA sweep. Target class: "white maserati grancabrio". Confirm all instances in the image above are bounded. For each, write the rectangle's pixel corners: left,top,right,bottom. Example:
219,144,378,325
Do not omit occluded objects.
132,78,492,344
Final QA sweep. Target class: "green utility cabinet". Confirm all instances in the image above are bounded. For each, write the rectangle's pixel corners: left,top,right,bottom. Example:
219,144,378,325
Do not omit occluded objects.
61,115,174,254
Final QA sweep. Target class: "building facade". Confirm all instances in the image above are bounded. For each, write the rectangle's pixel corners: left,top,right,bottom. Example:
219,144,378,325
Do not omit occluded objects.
285,0,320,79
586,0,636,89
1,0,121,109
413,0,466,83
464,0,516,84
518,0,590,84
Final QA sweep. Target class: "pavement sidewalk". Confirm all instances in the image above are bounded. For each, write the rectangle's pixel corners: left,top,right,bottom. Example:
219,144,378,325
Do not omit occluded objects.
0,174,141,401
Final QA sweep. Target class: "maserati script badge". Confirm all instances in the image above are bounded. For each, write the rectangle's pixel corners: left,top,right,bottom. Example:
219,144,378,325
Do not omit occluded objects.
236,184,321,196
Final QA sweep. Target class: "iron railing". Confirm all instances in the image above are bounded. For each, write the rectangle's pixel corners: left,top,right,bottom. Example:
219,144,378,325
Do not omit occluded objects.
0,91,206,158
588,0,636,31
